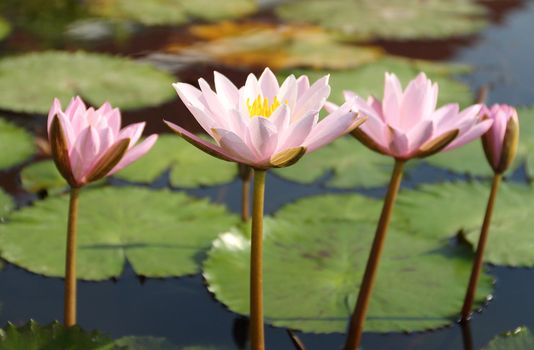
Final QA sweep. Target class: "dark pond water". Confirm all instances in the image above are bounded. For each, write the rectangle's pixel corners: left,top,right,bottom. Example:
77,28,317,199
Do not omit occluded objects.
1,1,534,349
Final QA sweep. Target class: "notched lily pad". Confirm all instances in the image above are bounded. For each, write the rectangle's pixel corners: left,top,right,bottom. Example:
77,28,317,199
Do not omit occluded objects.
275,0,488,41
0,51,176,115
482,326,534,350
396,182,534,267
203,193,493,333
0,118,35,169
89,0,257,26
20,160,68,195
0,187,238,280
114,135,237,188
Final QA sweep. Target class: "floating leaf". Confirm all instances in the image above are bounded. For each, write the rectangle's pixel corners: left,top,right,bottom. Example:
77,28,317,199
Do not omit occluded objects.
0,118,35,169
396,181,534,267
107,336,225,350
273,136,395,188
0,187,238,280
114,135,237,187
171,22,381,70
0,16,10,40
89,0,257,26
203,193,493,333
482,326,534,350
0,51,176,115
20,160,67,195
0,320,112,349
276,0,488,41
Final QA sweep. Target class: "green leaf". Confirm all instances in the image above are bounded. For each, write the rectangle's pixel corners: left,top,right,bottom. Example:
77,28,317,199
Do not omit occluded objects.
0,51,176,115
0,320,112,349
20,160,68,195
203,193,493,333
0,118,35,169
482,327,534,350
0,16,10,40
273,136,394,188
89,0,257,26
103,336,226,350
0,187,238,280
275,0,488,41
396,181,534,266
114,135,237,188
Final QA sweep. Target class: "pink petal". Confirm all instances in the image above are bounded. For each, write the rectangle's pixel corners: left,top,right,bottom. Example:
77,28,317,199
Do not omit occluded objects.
406,120,434,155
98,127,114,154
214,71,239,107
399,73,435,129
293,75,330,122
118,122,145,147
296,75,310,100
70,126,100,181
444,119,493,151
324,101,339,114
269,103,290,132
359,112,389,149
382,72,403,127
277,110,318,152
47,98,62,135
164,121,238,163
247,117,278,160
110,134,158,175
388,125,410,158
277,74,297,110
213,128,260,165
173,82,203,108
65,96,86,119
243,73,261,104
258,68,279,101
106,108,122,136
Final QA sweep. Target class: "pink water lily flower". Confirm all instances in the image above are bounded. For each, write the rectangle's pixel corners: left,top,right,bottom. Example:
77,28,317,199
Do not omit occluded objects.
165,68,365,169
47,96,158,187
328,72,493,160
480,104,519,173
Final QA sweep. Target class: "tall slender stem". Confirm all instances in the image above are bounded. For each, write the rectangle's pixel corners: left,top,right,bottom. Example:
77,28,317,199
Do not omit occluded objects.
64,187,80,327
461,173,501,321
344,159,405,350
250,169,266,350
460,320,474,350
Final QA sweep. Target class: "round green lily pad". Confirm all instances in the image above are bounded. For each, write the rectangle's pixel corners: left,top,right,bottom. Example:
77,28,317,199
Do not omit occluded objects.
0,118,35,170
203,193,493,333
20,160,67,195
0,187,238,280
114,135,237,188
0,17,10,40
0,320,112,349
482,327,534,350
89,0,257,26
0,51,176,115
427,106,534,177
396,181,534,266
275,0,488,41
273,136,394,188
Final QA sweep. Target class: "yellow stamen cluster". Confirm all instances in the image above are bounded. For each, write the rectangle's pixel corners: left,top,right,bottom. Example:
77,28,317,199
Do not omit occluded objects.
247,96,281,118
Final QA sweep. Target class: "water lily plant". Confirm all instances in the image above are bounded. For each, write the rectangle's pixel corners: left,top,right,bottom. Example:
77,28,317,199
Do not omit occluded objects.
461,104,519,322
327,72,494,350
165,68,365,350
47,96,157,326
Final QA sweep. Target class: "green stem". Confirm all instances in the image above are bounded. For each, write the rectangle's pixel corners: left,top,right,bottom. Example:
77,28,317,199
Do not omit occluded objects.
64,187,80,327
344,159,405,350
250,169,266,350
460,173,501,321
460,320,474,350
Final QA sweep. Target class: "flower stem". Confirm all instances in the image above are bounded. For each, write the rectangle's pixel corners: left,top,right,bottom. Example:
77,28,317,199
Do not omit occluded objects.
344,159,405,350
460,173,501,321
64,187,80,327
250,169,266,350
460,320,474,350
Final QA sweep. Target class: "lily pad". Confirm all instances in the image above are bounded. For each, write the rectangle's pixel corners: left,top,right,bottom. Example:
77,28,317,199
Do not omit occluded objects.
89,0,257,26
426,106,534,177
0,17,10,40
0,320,112,349
174,22,382,70
281,56,474,107
396,182,534,266
273,136,395,188
0,187,238,280
0,118,35,169
0,51,176,115
482,327,534,350
275,0,488,41
107,336,224,350
20,160,67,195
114,135,237,188
203,193,493,333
